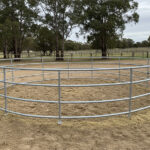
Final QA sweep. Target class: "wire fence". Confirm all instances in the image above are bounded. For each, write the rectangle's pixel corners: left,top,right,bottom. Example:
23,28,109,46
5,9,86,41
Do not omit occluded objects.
0,57,150,124
20,50,150,58
1,48,150,59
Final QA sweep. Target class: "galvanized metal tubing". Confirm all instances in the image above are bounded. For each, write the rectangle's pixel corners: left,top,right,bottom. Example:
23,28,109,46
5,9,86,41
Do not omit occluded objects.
0,56,150,124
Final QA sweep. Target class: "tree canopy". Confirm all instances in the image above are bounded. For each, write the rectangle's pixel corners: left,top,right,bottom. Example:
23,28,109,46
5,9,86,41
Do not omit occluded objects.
74,0,139,56
0,0,141,59
0,0,39,58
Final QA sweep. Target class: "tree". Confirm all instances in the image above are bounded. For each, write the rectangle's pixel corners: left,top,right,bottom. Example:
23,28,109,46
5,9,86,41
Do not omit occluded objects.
41,0,74,60
148,36,150,46
65,40,91,50
35,26,56,56
23,37,37,57
116,38,135,48
74,0,139,57
0,0,39,58
0,19,13,58
141,40,149,47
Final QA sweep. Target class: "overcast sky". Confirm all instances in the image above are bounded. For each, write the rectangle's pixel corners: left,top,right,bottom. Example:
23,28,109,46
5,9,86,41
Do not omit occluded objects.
68,0,150,43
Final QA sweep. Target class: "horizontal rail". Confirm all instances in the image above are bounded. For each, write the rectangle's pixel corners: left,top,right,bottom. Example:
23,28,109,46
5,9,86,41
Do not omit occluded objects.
1,65,150,71
0,56,148,61
0,78,150,87
0,56,150,123
0,105,150,119
0,92,150,104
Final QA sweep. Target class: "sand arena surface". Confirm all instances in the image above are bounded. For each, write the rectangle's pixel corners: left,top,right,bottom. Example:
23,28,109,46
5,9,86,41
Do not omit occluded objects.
0,59,150,149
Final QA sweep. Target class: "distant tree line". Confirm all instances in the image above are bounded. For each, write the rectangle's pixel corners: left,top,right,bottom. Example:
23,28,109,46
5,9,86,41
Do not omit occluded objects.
115,36,150,49
0,0,139,59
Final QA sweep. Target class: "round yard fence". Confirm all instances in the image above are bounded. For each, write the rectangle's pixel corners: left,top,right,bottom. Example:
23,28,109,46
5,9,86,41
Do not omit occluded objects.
0,57,150,124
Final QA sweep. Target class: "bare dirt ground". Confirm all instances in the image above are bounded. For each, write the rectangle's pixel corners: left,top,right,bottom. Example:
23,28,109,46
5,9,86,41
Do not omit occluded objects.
0,59,150,150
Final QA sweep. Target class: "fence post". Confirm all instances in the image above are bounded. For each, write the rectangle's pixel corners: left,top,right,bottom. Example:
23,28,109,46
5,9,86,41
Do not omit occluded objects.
147,58,150,87
3,68,7,114
128,68,133,118
58,71,62,125
118,57,121,82
90,53,93,79
132,52,134,58
11,58,14,82
121,52,123,57
71,53,73,62
147,51,149,58
41,57,45,81
68,57,70,79
108,52,109,57
142,52,144,58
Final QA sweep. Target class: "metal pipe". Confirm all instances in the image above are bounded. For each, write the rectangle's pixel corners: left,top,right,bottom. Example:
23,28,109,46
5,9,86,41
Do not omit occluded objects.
41,57,45,81
147,59,149,87
11,59,14,82
91,53,94,79
2,64,150,72
128,68,133,118
118,57,121,82
0,57,150,122
3,68,7,113
68,57,70,79
58,71,62,124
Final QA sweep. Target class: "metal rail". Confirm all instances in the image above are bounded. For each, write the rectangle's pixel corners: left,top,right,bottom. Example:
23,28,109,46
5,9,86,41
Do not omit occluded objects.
0,57,150,124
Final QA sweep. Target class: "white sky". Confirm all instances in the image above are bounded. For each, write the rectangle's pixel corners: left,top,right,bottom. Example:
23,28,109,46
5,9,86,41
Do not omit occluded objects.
68,0,150,43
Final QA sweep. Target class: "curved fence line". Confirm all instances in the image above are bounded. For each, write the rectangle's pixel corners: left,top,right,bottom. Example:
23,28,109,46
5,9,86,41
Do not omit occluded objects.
0,57,150,124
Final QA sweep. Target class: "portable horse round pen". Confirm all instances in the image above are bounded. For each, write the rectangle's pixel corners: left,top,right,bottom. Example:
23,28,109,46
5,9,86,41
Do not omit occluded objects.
0,57,150,124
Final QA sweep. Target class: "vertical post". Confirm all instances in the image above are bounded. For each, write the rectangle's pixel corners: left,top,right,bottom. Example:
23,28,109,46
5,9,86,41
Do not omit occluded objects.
132,52,134,58
147,51,149,58
71,53,73,62
3,68,7,113
147,58,150,87
128,68,133,118
10,58,13,65
68,57,70,79
11,52,13,58
11,58,14,82
90,53,93,79
41,57,44,81
118,57,121,82
58,71,62,125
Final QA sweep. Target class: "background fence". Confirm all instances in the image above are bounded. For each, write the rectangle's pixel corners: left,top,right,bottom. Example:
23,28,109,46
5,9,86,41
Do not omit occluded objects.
1,47,150,59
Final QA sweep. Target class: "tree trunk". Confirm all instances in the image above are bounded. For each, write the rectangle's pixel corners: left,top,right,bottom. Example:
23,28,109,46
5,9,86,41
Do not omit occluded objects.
49,49,53,56
56,50,60,60
14,46,21,60
27,49,30,57
55,32,60,61
13,39,20,59
60,49,64,61
3,47,7,59
102,48,107,57
14,51,21,59
101,37,107,58
60,12,65,61
3,50,7,59
60,38,64,61
3,41,8,59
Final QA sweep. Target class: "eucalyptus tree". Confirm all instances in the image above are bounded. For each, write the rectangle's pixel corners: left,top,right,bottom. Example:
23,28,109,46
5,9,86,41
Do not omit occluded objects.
0,0,39,58
35,26,56,56
41,0,74,60
0,20,13,58
74,0,139,57
148,36,150,46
